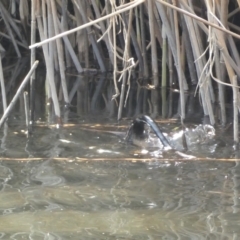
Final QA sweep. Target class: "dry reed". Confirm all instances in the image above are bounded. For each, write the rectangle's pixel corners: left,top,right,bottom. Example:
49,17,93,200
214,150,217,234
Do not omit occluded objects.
1,0,240,141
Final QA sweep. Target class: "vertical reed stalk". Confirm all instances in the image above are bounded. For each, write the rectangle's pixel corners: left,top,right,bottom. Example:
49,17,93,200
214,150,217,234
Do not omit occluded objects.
61,0,71,68
1,1,27,45
173,0,185,120
50,0,69,105
42,0,51,102
0,2,21,57
82,1,89,68
180,1,209,117
181,16,197,85
45,1,57,72
215,48,226,125
58,18,83,73
74,0,106,72
161,26,167,88
111,2,120,99
91,0,114,65
23,91,29,131
140,4,149,78
217,0,228,125
29,0,36,131
118,9,133,120
122,12,144,77
233,75,239,145
0,61,39,128
155,1,188,90
72,0,87,66
148,0,159,117
168,46,173,87
148,0,158,87
36,3,61,120
0,52,7,112
188,1,215,124
161,26,167,118
135,7,141,46
42,0,48,38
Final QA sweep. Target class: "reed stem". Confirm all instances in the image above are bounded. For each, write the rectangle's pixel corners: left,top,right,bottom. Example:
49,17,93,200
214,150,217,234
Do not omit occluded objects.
50,0,69,105
0,61,39,128
23,91,29,131
29,0,37,131
233,75,239,144
0,2,21,58
0,52,7,112
173,0,185,120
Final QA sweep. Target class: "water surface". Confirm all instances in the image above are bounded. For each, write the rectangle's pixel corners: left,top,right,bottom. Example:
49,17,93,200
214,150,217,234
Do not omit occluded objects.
0,119,239,239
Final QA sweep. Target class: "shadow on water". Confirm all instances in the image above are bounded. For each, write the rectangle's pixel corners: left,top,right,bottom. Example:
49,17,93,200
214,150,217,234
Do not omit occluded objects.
0,62,239,239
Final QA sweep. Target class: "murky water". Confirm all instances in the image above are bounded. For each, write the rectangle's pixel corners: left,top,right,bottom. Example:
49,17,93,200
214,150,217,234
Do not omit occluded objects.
0,118,239,239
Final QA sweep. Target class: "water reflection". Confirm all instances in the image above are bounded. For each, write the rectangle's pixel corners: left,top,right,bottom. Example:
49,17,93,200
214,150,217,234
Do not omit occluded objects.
0,159,238,239
0,118,238,238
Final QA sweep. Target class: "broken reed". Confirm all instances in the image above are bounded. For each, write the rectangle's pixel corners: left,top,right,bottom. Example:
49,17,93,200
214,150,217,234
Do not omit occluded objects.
1,0,240,135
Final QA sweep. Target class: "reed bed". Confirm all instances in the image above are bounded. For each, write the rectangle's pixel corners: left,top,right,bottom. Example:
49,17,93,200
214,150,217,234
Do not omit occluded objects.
0,0,240,140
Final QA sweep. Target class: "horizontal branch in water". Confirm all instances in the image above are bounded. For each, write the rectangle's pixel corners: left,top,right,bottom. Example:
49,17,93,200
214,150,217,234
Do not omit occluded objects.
0,157,238,162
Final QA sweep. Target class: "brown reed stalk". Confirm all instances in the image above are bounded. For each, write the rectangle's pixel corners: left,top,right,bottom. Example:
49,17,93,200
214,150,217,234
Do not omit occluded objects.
140,4,149,78
36,2,61,120
161,26,167,89
42,0,48,41
29,0,145,49
181,0,240,79
233,75,239,144
215,47,226,125
50,0,69,105
0,2,27,45
0,52,7,112
0,32,28,49
57,18,83,73
91,0,114,66
19,0,29,36
73,0,106,73
161,26,167,118
196,0,215,125
0,2,21,58
0,61,39,128
168,45,173,87
29,0,37,130
173,0,185,120
148,0,158,87
5,60,22,94
147,0,159,118
61,0,71,68
73,0,89,67
155,2,188,90
122,12,144,77
110,1,120,100
45,0,56,72
181,15,197,85
180,1,211,120
118,9,133,120
41,0,51,103
135,7,141,47
23,91,29,130
215,0,227,125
